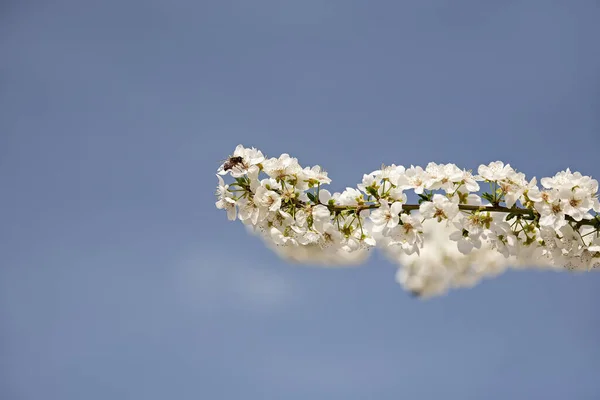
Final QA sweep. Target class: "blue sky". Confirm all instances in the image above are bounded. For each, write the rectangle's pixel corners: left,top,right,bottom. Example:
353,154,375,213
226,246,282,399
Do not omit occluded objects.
1,1,600,399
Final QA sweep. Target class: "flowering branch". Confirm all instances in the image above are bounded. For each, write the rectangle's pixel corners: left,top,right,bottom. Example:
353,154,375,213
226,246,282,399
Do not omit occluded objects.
326,203,599,227
215,145,600,298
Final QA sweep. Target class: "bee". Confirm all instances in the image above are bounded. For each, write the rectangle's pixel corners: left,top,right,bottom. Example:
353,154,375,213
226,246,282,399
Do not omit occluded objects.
222,155,244,172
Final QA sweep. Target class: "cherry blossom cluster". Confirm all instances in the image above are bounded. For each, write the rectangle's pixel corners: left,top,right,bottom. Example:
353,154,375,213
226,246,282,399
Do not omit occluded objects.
215,145,600,297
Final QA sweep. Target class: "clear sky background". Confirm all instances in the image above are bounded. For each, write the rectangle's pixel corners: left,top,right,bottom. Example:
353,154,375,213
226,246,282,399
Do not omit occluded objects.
1,1,600,399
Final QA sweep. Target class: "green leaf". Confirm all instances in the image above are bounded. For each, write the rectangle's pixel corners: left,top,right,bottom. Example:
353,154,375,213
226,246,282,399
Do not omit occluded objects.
307,192,317,203
418,193,432,202
366,186,379,199
505,213,518,221
481,192,495,203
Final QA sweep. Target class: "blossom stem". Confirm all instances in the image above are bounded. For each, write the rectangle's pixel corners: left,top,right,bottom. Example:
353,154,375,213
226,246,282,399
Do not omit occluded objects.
326,203,598,227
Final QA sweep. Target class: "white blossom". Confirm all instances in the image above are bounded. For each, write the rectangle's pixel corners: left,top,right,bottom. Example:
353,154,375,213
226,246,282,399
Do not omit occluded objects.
357,172,380,194
396,166,428,194
477,161,514,181
419,194,459,222
387,213,423,255
215,175,237,220
338,187,365,206
460,169,481,192
312,204,333,233
254,185,282,212
424,162,463,191
536,198,567,231
559,187,593,221
262,153,302,180
370,200,403,232
301,165,332,185
217,144,265,178
237,198,265,225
